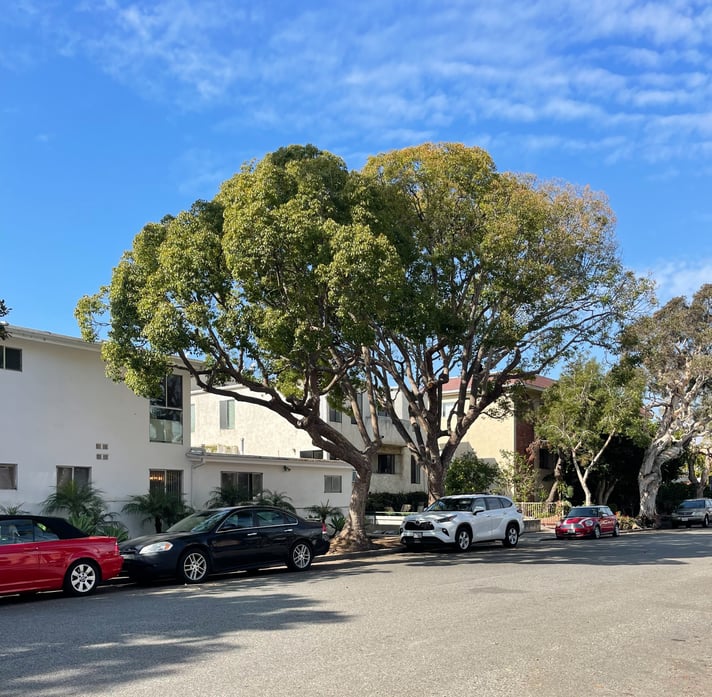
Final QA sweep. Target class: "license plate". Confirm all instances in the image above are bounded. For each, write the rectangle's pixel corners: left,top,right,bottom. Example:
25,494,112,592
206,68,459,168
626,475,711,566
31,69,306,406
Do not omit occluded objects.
680,517,689,522
414,532,423,539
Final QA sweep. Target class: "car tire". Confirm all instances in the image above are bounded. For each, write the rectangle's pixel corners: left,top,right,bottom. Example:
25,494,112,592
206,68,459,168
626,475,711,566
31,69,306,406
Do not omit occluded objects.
612,523,620,537
287,541,313,571
403,538,415,549
503,523,519,547
592,526,601,539
63,560,99,596
453,526,472,552
178,549,209,583
703,515,709,528
671,522,678,529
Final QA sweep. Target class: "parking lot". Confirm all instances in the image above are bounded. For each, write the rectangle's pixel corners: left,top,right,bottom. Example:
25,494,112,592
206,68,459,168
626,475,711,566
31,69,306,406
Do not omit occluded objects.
2,529,711,697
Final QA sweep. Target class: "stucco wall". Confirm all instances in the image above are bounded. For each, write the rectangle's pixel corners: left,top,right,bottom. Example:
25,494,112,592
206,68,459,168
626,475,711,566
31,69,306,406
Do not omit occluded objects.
0,329,189,535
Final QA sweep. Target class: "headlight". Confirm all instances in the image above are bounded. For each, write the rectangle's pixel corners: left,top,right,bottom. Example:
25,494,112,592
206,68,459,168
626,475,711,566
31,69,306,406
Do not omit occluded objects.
139,541,174,555
583,520,594,527
437,515,457,523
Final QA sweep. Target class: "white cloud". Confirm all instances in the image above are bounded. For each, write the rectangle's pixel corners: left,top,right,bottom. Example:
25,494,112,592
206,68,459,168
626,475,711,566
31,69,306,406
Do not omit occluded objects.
645,259,712,302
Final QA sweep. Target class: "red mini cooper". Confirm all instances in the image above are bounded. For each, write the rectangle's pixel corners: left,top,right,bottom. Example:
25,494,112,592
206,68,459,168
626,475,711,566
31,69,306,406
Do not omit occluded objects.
555,505,620,539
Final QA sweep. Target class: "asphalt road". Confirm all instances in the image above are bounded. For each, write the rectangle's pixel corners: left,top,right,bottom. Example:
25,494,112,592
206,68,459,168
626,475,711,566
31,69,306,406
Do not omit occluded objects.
2,529,711,697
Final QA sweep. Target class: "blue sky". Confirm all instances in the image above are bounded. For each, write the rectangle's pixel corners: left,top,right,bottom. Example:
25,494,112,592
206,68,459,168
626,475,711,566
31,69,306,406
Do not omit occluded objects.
2,0,711,337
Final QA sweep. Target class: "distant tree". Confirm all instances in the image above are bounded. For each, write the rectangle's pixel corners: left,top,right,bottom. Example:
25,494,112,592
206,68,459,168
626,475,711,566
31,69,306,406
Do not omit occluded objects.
622,285,712,522
0,299,10,340
500,450,544,502
534,358,648,505
444,452,500,495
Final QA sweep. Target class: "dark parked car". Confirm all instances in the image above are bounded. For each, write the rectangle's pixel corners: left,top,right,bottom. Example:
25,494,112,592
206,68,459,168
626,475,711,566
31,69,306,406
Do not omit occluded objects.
671,498,712,528
555,506,620,539
0,515,123,597
119,505,331,583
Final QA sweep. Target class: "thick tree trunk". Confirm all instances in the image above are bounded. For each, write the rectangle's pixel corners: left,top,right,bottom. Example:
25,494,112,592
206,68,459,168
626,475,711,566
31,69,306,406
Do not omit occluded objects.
329,467,376,553
545,455,565,504
638,447,661,524
426,461,445,504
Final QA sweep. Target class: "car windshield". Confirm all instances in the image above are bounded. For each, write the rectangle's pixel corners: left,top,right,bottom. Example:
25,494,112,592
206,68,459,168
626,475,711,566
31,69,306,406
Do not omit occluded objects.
166,510,227,533
567,507,598,518
426,498,475,512
678,500,704,510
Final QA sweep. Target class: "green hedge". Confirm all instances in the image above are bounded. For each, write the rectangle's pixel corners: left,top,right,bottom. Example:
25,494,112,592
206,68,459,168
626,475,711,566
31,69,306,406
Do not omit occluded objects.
365,491,428,513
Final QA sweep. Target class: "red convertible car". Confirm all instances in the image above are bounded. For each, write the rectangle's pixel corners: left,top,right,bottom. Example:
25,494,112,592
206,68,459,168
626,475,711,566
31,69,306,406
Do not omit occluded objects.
0,515,123,597
555,506,620,539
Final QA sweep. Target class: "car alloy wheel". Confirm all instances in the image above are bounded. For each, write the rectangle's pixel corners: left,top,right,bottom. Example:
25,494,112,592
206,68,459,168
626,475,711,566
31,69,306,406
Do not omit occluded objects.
288,541,313,570
593,526,601,539
64,560,99,596
703,515,709,528
613,523,620,537
503,523,519,547
454,527,472,552
179,549,209,583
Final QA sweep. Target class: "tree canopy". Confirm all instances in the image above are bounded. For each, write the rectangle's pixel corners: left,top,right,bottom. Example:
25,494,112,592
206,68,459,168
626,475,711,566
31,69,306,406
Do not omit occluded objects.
76,141,651,549
621,283,712,521
534,357,648,505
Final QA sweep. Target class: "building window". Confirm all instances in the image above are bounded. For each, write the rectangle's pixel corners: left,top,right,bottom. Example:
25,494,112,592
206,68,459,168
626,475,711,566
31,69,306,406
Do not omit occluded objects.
57,466,91,488
442,400,456,418
377,454,396,474
219,399,235,429
300,449,324,459
0,346,22,371
0,464,17,489
328,405,342,423
324,475,342,493
150,374,183,444
221,471,263,500
149,469,183,497
410,457,421,484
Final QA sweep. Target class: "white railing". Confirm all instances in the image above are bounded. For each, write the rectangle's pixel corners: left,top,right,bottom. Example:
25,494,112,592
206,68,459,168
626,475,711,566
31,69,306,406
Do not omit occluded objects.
516,501,568,519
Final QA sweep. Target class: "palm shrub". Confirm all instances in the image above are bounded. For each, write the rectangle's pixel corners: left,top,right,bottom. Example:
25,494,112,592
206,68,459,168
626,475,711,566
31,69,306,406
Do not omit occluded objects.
0,503,29,514
42,481,127,538
122,490,193,533
254,489,296,512
307,500,342,523
205,483,250,508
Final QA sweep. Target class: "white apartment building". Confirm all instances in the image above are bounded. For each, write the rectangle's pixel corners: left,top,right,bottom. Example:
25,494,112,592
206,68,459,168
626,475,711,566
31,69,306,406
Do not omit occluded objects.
190,383,427,497
0,327,352,535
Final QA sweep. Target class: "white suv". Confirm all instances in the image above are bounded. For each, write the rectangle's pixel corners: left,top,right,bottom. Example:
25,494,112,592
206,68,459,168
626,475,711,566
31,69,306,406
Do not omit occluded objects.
400,494,524,551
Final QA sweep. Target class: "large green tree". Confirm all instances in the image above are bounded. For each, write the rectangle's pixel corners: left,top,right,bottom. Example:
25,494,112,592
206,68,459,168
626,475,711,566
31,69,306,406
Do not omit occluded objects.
359,143,652,502
76,141,650,550
534,357,648,505
77,145,404,550
622,284,712,522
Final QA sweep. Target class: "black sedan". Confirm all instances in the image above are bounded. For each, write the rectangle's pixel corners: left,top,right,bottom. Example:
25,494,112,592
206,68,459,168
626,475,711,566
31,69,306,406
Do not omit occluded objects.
119,506,331,583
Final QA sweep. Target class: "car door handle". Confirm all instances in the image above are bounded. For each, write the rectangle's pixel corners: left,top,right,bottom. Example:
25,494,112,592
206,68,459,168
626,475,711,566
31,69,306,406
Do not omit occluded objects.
284,529,293,532
247,532,258,537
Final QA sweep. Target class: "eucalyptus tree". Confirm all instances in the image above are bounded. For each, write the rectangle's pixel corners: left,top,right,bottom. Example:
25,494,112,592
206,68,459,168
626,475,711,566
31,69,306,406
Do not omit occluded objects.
360,143,652,502
77,145,404,550
534,358,648,505
622,284,712,522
